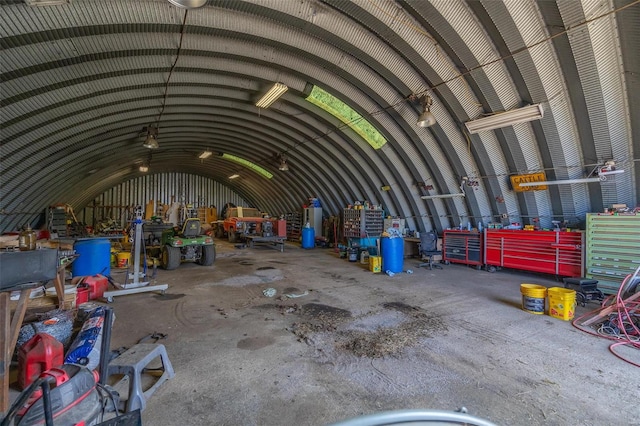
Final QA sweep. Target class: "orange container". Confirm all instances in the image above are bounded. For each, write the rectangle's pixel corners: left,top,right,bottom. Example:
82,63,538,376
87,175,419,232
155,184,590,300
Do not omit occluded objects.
18,333,64,390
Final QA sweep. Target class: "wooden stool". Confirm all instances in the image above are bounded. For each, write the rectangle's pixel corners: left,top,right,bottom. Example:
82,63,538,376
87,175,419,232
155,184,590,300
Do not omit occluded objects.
107,343,175,412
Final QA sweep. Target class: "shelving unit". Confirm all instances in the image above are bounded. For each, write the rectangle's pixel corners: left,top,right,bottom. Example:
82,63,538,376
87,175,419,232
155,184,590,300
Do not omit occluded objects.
48,206,68,237
284,212,302,241
343,208,384,240
585,213,640,294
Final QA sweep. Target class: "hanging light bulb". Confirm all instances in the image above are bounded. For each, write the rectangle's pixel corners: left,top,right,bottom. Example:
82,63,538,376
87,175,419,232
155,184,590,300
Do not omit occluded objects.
142,126,159,149
417,95,436,128
278,155,289,171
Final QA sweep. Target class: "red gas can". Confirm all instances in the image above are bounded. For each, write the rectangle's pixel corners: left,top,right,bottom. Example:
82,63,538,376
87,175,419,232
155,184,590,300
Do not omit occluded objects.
18,333,64,390
82,274,108,300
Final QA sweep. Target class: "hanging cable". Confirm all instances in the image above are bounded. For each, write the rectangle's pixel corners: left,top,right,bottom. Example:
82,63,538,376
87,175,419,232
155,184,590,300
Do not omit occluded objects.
155,9,189,126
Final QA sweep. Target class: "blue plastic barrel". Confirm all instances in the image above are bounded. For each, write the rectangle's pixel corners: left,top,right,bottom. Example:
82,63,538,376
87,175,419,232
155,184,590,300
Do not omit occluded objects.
301,227,315,249
381,237,404,273
72,239,111,277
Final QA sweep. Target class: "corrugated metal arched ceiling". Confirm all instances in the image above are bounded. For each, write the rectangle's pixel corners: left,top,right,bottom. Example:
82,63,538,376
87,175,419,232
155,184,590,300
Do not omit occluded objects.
1,0,638,233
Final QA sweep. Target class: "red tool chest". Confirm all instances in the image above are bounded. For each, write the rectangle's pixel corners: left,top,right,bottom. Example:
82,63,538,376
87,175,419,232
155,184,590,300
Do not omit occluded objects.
443,230,484,268
484,229,583,277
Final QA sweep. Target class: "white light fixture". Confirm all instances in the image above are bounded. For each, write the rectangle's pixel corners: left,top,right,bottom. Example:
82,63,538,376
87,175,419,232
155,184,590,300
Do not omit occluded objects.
417,95,436,128
519,162,624,188
465,104,544,134
229,174,240,179
199,150,213,159
167,0,206,8
25,0,70,6
421,193,466,200
256,83,288,109
421,179,466,200
142,127,159,149
278,155,289,171
139,164,149,173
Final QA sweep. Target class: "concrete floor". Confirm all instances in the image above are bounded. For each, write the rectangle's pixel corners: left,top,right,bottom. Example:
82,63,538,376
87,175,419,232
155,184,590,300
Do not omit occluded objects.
69,241,640,424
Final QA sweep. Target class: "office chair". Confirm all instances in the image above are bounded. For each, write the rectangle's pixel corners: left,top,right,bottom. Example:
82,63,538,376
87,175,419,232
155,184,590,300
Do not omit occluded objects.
418,230,443,270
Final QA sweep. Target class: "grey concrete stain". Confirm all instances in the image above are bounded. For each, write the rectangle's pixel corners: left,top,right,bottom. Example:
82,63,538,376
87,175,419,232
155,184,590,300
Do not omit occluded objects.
237,336,276,350
153,293,185,300
301,303,352,318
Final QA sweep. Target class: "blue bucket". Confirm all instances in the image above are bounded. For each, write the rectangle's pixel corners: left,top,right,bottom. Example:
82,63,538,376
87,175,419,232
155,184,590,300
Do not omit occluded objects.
381,237,404,273
301,227,315,249
72,239,111,277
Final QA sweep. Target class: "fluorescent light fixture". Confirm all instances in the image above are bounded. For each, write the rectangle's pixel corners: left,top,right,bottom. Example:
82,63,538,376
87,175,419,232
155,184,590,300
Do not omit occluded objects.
421,193,466,200
228,174,240,179
305,85,387,149
417,95,436,128
139,165,149,173
519,164,624,188
199,150,213,159
256,83,288,109
465,104,544,134
25,0,70,6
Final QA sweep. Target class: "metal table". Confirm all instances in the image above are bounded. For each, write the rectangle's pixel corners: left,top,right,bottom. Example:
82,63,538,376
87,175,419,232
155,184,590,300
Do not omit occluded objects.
244,235,286,252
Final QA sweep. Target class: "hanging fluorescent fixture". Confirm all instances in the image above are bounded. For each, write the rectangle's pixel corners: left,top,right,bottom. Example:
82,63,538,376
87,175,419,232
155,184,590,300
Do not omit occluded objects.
417,95,436,128
421,193,466,200
228,174,240,179
465,104,544,134
198,150,213,159
421,179,466,200
518,167,625,188
256,83,288,109
25,0,70,5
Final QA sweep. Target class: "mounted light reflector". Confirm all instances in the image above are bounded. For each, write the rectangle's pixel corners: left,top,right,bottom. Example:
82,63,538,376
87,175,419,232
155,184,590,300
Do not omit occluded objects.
256,83,288,109
465,104,544,134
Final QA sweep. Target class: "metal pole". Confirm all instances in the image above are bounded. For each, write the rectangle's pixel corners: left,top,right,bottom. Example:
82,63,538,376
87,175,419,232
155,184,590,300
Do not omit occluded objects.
98,307,113,386
132,212,143,286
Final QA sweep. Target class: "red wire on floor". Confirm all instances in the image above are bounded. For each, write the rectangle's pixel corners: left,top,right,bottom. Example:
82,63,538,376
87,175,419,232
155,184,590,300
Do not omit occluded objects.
572,271,640,367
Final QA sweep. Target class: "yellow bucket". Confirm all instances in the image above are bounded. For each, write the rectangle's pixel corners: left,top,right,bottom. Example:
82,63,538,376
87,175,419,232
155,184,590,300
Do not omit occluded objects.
116,252,131,268
548,287,576,321
520,284,547,314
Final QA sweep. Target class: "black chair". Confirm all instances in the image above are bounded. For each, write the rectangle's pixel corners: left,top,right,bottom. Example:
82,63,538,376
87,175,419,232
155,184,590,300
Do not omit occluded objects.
418,231,443,270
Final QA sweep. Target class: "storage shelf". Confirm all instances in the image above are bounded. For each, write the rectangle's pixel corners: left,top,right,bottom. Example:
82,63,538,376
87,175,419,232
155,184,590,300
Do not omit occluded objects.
343,209,384,238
